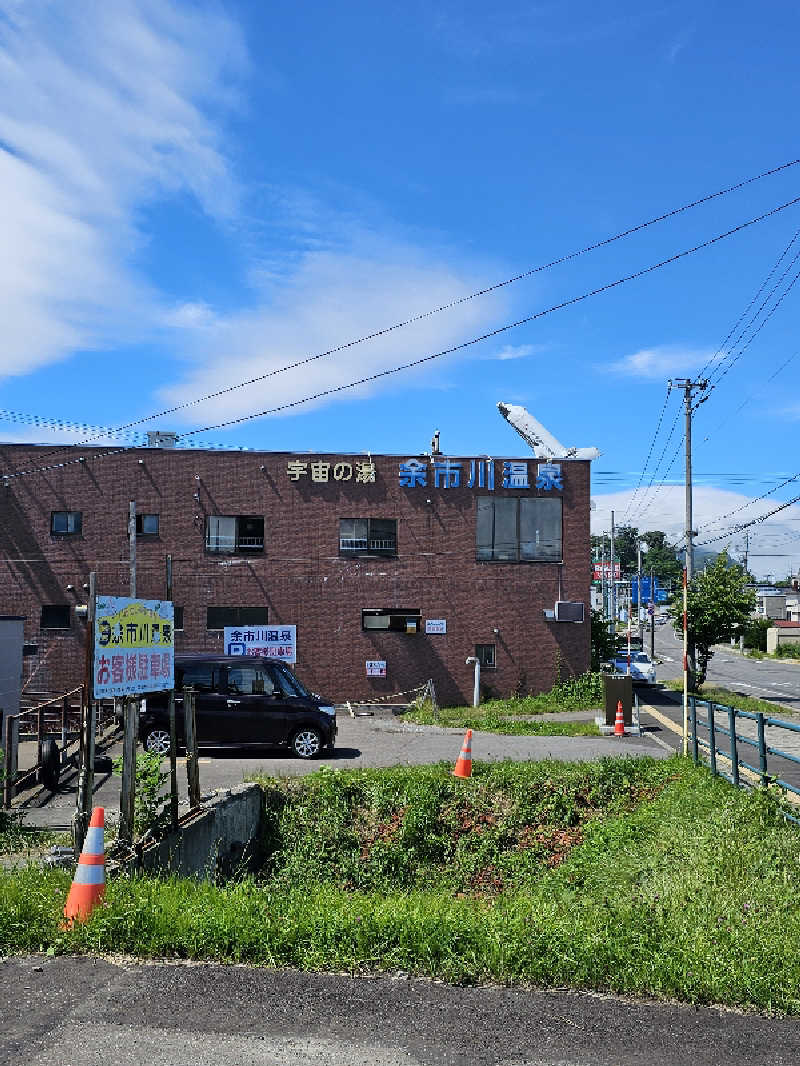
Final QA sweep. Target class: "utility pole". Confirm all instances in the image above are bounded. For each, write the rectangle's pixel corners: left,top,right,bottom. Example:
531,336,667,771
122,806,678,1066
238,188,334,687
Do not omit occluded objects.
129,501,137,597
668,379,708,582
600,535,607,621
742,530,749,575
610,510,616,635
650,567,655,661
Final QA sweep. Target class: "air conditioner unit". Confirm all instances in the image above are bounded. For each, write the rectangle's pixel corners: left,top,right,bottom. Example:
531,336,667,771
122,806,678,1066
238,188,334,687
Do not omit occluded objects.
554,600,585,623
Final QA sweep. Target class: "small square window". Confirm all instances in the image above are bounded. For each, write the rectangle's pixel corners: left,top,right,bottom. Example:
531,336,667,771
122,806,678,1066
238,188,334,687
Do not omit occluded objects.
41,605,71,630
51,511,82,535
475,643,496,669
206,515,264,553
136,513,159,536
340,518,397,556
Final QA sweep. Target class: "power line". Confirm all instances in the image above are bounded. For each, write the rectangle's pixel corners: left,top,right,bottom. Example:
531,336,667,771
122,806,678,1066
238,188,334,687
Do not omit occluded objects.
695,491,800,546
8,157,798,479
182,196,800,440
5,190,800,483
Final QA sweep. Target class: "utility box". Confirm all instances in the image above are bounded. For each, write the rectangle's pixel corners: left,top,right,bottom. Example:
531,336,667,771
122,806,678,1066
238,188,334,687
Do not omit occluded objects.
603,672,632,726
0,616,24,732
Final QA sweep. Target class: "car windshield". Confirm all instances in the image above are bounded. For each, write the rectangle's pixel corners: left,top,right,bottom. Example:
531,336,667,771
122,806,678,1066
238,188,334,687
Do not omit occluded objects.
631,653,651,663
275,665,311,698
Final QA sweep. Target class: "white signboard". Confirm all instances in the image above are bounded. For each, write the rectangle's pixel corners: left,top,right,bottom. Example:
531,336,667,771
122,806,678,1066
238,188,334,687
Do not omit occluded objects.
366,660,387,677
224,625,296,663
94,597,174,698
425,619,447,634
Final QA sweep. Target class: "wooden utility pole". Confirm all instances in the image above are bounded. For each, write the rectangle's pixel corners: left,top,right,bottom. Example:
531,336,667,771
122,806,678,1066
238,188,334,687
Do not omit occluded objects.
118,697,138,844
166,554,178,829
129,501,136,597
73,571,96,857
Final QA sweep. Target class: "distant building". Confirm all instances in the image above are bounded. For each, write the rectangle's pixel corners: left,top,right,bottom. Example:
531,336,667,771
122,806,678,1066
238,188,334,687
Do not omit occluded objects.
0,443,591,706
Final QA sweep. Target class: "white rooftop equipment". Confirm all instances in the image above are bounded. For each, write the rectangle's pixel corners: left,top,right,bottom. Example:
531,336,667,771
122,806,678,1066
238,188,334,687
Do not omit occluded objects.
497,402,601,460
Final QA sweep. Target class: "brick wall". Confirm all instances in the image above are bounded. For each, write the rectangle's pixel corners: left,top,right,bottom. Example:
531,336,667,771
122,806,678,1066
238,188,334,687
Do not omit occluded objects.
0,444,591,705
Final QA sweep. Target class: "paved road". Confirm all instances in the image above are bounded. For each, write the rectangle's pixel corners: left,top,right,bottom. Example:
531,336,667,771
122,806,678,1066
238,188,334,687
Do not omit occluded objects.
13,711,665,829
3,955,800,1066
652,625,800,712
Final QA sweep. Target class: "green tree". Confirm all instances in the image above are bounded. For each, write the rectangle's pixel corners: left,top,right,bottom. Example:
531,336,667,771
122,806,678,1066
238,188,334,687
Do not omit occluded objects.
669,551,755,688
590,608,616,670
640,530,683,589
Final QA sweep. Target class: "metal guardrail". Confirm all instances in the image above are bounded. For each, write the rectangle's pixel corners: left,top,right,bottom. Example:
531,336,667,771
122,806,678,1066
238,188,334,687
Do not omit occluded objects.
2,687,116,808
689,696,800,822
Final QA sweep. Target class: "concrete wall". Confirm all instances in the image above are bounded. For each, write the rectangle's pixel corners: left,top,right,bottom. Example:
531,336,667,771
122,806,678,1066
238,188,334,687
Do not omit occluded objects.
136,783,264,880
767,627,800,654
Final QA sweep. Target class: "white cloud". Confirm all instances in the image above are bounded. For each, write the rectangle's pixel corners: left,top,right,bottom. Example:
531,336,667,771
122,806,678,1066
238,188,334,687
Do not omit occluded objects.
591,484,800,579
490,343,541,362
159,236,510,427
0,0,246,379
608,345,716,380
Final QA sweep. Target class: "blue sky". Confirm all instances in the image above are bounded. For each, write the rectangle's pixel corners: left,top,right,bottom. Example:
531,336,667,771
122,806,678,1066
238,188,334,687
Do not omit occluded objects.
2,0,800,577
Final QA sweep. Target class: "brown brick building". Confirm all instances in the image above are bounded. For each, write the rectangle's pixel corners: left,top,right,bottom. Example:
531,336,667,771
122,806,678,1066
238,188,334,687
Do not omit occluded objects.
0,443,591,706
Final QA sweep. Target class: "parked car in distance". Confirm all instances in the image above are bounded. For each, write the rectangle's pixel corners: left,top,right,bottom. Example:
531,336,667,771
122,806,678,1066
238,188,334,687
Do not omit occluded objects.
611,651,656,685
139,654,336,759
655,616,668,625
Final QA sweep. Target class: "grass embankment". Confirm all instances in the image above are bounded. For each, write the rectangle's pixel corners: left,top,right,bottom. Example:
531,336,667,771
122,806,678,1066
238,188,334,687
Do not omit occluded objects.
664,680,797,718
403,673,603,735
3,757,800,1011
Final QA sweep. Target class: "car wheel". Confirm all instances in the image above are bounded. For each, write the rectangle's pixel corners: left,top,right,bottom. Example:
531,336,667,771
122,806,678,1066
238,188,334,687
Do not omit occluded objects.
291,727,323,760
38,736,60,792
143,728,171,756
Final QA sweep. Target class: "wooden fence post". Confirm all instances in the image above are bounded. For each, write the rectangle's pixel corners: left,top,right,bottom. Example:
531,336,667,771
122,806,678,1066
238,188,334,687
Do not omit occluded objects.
2,714,18,810
118,698,139,844
184,687,200,808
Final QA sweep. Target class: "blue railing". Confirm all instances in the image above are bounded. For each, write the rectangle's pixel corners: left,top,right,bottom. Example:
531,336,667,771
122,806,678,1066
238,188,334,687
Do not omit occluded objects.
689,696,800,822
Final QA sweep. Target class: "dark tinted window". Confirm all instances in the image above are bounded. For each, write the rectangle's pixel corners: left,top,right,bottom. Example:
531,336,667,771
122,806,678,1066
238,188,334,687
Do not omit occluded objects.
136,513,159,535
206,606,268,629
174,606,184,631
475,643,496,669
476,497,562,561
176,662,222,693
227,665,275,696
41,605,71,629
51,511,82,535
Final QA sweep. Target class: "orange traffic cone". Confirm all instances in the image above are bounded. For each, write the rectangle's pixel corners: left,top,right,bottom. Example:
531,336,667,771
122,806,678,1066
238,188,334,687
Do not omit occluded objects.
614,700,626,737
63,807,106,926
453,729,473,778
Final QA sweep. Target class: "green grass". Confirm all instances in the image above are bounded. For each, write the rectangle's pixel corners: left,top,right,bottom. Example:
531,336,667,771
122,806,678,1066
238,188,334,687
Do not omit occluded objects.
665,680,797,717
3,757,800,1011
403,672,604,733
400,705,599,735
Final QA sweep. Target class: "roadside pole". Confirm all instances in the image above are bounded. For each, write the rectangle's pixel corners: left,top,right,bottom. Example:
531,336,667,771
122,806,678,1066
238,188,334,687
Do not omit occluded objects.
184,687,200,808
650,567,655,661
119,697,138,844
166,554,178,829
609,511,616,637
682,567,689,757
73,571,96,857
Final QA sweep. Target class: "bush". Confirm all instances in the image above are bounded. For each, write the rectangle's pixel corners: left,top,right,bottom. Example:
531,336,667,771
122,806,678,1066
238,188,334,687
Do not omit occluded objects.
776,643,800,660
741,617,771,652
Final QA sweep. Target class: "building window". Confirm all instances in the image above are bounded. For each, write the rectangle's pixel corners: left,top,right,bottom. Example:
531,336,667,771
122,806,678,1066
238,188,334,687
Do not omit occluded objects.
173,606,184,631
206,606,269,630
205,515,264,553
41,605,71,630
340,518,397,556
362,608,421,633
136,513,159,536
476,497,562,562
51,511,82,535
475,643,496,670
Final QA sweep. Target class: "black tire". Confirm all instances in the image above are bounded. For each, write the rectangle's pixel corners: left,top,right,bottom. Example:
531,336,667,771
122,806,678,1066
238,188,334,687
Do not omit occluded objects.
290,726,323,760
39,737,60,792
143,727,171,756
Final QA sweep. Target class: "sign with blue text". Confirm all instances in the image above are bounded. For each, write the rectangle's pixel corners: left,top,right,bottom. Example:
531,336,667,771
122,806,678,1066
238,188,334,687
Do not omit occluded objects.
224,625,297,663
425,619,447,634
398,458,563,492
93,597,174,698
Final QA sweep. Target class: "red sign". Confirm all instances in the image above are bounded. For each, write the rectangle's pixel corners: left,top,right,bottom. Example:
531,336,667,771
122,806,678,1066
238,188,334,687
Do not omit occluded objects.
593,563,621,581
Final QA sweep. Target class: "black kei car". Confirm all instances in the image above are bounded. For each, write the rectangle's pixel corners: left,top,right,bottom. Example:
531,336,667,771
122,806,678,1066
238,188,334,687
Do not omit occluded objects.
139,654,337,760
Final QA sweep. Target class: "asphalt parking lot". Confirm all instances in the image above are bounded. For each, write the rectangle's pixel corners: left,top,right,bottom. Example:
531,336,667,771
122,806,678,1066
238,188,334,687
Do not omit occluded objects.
12,707,666,828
